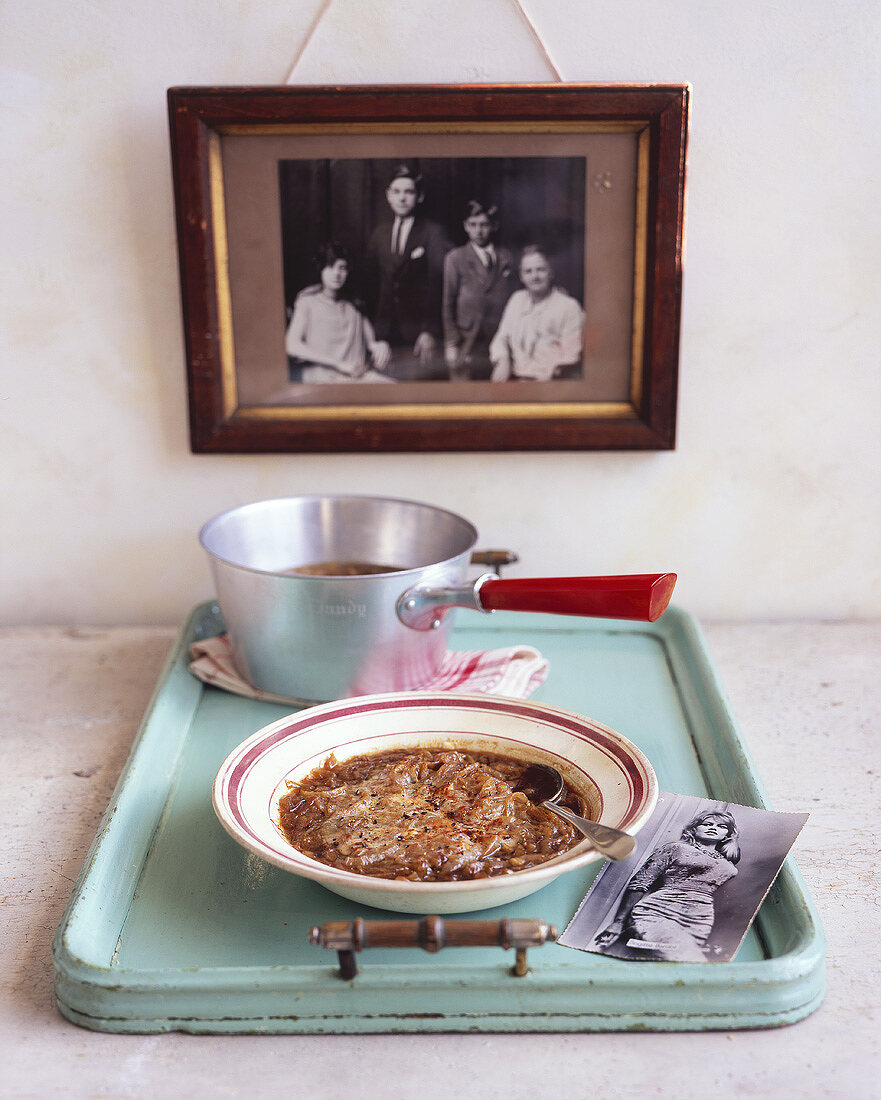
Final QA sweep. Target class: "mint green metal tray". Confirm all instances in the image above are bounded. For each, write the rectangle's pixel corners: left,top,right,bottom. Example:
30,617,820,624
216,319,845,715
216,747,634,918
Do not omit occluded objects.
53,603,825,1033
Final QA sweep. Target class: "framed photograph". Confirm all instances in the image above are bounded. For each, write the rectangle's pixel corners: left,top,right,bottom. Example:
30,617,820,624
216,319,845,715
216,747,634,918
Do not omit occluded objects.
168,83,689,453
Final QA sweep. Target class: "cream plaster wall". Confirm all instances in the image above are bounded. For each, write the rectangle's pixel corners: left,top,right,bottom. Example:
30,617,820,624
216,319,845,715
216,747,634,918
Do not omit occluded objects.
2,0,880,625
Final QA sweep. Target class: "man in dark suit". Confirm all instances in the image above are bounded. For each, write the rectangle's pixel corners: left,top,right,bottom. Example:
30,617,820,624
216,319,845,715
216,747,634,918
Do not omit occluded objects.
442,199,516,381
364,165,448,381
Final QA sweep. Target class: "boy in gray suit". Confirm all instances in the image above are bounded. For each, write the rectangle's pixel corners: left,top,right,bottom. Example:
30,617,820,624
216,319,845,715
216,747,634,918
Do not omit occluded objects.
442,200,516,381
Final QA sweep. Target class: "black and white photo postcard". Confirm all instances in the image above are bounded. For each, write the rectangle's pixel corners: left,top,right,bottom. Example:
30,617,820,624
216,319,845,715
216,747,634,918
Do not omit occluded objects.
559,792,809,963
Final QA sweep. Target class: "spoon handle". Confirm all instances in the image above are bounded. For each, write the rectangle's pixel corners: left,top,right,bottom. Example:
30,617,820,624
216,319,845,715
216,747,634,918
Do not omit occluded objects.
543,803,638,861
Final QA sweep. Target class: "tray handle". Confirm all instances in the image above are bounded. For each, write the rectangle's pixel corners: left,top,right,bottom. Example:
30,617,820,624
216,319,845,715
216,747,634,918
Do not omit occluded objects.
309,915,558,979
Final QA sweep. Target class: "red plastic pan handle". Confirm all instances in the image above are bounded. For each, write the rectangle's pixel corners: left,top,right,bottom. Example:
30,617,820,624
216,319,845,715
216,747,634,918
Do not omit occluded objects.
476,573,677,623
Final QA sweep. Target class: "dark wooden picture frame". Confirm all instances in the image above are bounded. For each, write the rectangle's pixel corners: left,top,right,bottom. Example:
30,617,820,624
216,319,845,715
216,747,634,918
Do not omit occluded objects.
168,83,688,453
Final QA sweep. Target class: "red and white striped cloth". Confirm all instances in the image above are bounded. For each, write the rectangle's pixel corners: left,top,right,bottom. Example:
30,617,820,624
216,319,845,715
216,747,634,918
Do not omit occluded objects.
188,633,549,704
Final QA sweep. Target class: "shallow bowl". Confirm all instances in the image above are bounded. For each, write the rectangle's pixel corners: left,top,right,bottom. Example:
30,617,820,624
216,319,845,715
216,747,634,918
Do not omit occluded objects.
212,692,658,914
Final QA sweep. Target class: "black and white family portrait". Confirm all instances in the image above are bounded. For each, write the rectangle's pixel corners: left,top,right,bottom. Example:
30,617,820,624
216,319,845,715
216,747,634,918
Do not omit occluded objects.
559,793,808,964
278,156,586,386
171,85,687,450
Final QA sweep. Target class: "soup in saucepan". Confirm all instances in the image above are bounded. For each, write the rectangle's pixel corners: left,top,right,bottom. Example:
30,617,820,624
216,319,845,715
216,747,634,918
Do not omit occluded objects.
282,561,403,576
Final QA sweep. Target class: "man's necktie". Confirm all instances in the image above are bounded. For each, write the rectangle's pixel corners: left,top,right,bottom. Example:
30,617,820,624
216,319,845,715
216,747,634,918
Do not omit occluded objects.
392,218,401,254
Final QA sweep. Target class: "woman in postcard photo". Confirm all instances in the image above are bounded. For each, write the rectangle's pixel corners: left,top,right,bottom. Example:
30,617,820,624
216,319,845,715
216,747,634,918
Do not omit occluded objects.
285,242,392,384
488,243,585,383
442,199,516,381
594,809,742,962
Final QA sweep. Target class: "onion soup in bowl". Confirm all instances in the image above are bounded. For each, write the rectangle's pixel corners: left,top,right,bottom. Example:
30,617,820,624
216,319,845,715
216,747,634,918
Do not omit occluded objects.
213,692,657,914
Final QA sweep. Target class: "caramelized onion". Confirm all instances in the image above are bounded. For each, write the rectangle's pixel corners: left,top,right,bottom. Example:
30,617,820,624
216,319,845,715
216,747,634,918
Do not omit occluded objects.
278,748,587,882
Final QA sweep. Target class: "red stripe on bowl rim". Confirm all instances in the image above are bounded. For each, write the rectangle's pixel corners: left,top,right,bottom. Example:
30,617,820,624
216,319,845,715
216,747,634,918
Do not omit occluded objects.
221,697,645,818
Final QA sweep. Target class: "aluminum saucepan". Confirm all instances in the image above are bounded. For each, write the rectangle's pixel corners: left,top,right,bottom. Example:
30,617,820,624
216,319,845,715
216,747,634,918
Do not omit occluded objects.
199,495,676,704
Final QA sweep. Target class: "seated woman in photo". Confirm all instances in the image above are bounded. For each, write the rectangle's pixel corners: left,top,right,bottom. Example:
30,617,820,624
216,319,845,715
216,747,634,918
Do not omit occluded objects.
488,244,584,382
442,199,515,381
285,242,392,384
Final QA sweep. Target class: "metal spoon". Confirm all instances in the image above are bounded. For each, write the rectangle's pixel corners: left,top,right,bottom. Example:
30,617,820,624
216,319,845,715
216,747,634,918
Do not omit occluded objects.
516,763,637,862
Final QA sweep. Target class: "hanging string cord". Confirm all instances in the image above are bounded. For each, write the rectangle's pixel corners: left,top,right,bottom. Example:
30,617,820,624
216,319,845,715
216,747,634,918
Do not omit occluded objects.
285,0,335,84
510,0,564,81
284,0,564,84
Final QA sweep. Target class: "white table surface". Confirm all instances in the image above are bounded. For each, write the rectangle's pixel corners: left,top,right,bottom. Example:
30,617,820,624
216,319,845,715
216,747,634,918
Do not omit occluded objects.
1,621,878,1098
